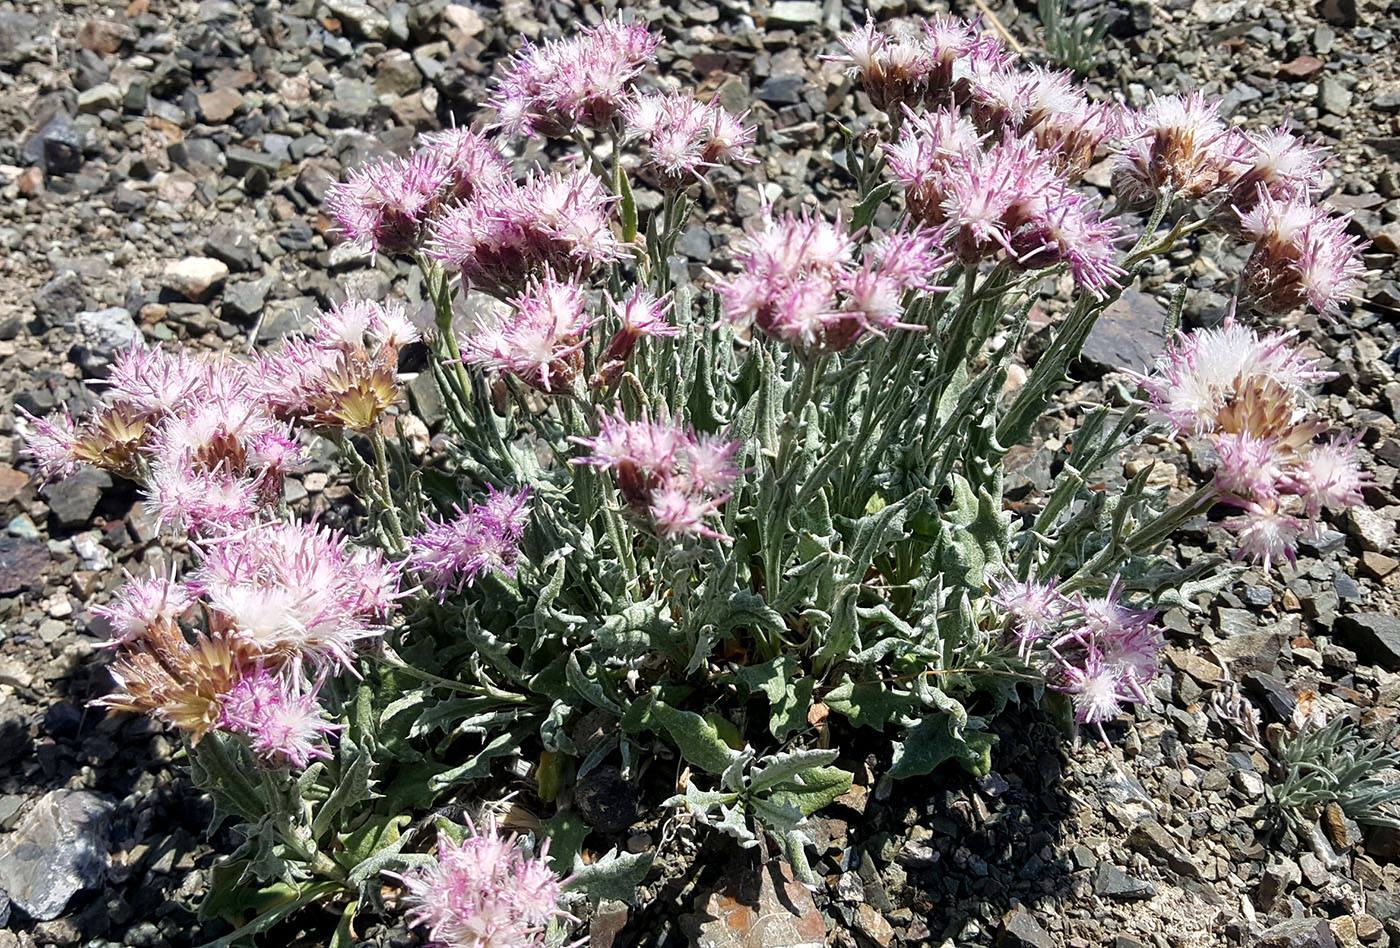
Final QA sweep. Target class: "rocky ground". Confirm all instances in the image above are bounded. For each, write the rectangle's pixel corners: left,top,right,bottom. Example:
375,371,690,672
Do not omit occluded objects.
0,0,1398,946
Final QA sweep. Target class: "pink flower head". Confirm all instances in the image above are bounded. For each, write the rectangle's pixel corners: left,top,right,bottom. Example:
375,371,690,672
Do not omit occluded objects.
407,487,531,599
1053,648,1136,730
394,818,571,948
830,19,933,113
219,670,342,770
1213,431,1288,500
713,210,946,353
1031,99,1122,180
573,408,740,542
1136,320,1328,437
417,127,511,202
1223,126,1326,218
460,275,591,393
312,298,421,353
1225,503,1304,572
428,168,623,297
325,152,452,256
624,94,755,190
1006,190,1124,297
93,572,196,645
193,520,398,672
990,576,1063,656
1295,436,1367,517
103,345,206,420
145,462,261,534
491,17,660,138
883,107,982,226
1069,577,1156,643
1112,92,1233,206
593,288,678,389
940,135,1061,266
1238,192,1367,320
18,407,78,482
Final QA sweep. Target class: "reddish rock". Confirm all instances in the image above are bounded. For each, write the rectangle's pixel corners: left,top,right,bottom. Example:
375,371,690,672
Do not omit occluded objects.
1278,56,1325,79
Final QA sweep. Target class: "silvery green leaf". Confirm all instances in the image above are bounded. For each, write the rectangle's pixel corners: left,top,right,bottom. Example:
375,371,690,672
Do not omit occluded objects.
650,698,742,774
566,848,654,907
747,749,840,794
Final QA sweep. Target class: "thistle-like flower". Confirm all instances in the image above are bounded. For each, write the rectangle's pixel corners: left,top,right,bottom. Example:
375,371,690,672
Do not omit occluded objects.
573,409,741,542
325,152,452,257
491,17,660,138
418,127,511,202
624,93,755,190
593,288,677,389
92,572,196,645
394,819,572,948
460,276,591,394
407,487,531,598
18,407,79,482
712,210,947,353
990,576,1063,657
219,670,342,770
1112,92,1234,206
1238,192,1367,320
1222,126,1326,220
98,621,245,742
428,168,623,297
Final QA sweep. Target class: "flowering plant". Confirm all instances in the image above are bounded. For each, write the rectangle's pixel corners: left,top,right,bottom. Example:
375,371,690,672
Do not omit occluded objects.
20,13,1367,945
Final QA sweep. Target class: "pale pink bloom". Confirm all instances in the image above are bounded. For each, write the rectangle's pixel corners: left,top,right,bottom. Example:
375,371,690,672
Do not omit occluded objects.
103,345,206,419
18,407,78,482
325,152,452,256
1136,321,1328,436
460,276,592,393
1237,191,1367,320
1295,437,1367,516
418,127,511,201
220,670,342,770
194,520,398,671
93,573,196,644
1226,503,1304,571
1054,650,1131,727
1213,431,1288,500
1224,126,1326,215
407,487,531,598
395,819,571,948
990,576,1063,655
648,486,730,541
1112,92,1233,206
145,462,261,534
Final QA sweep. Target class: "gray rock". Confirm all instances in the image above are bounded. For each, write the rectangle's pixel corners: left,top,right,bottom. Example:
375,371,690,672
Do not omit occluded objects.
0,790,115,921
224,146,282,178
1318,78,1352,116
375,49,421,96
766,0,823,26
45,467,112,528
0,537,49,595
331,78,376,123
1080,290,1165,374
327,0,391,39
23,116,85,176
1333,613,1400,671
32,268,91,328
1260,917,1337,948
222,278,270,322
1092,864,1156,900
76,82,121,114
204,227,258,273
71,307,140,376
999,904,1054,948
757,75,804,105
1257,858,1300,911
1345,506,1395,553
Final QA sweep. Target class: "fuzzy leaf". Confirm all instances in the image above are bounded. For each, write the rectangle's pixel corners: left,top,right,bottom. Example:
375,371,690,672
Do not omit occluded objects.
890,713,998,779
823,678,918,729
650,698,742,774
542,810,592,877
566,849,653,907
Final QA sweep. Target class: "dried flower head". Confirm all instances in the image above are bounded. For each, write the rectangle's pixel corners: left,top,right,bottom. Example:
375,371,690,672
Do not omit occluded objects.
1238,192,1367,320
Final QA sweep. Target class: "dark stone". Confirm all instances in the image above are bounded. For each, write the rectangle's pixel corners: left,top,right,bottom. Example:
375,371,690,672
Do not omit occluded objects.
224,146,282,178
0,538,49,595
204,227,258,273
1244,672,1296,722
757,75,804,105
1317,0,1356,28
32,269,90,329
1333,613,1400,671
0,790,115,921
998,904,1054,948
111,186,147,215
23,116,85,176
1092,864,1156,900
1078,290,1166,375
575,766,637,833
1260,917,1338,948
45,467,113,529
222,278,269,323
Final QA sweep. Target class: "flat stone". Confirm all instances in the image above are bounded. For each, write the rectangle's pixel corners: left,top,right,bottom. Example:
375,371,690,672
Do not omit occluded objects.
203,227,257,272
164,257,229,303
0,537,48,594
326,0,391,39
224,146,282,178
683,857,826,948
1360,551,1399,579
45,466,112,528
1260,917,1338,948
1080,290,1166,374
1346,507,1395,553
1278,56,1325,79
1092,864,1156,901
999,904,1055,948
1211,628,1286,675
0,466,29,503
766,1,823,26
32,268,90,328
855,904,894,947
72,306,140,376
0,790,115,921
76,82,121,114
196,87,243,123
441,4,484,39
1333,613,1400,671
1318,78,1353,116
